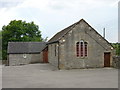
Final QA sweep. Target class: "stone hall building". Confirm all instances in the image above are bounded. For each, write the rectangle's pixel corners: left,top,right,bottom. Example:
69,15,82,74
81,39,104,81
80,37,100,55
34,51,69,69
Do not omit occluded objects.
8,19,114,69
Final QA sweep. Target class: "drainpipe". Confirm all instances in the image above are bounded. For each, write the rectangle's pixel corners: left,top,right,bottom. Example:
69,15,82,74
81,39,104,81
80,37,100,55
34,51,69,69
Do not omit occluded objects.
7,54,9,66
58,42,60,70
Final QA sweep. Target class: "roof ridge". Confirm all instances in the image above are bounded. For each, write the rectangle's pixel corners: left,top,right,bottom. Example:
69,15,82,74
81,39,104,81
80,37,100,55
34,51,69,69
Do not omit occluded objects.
81,19,113,48
48,18,113,48
8,42,47,54
48,19,83,42
8,42,46,43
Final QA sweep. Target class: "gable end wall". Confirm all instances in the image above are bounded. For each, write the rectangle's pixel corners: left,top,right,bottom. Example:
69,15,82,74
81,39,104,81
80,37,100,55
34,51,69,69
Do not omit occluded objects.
58,20,113,69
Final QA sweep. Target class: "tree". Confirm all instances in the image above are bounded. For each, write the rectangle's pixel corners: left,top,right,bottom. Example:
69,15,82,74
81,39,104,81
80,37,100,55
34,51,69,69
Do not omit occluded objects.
2,20,44,60
112,43,120,56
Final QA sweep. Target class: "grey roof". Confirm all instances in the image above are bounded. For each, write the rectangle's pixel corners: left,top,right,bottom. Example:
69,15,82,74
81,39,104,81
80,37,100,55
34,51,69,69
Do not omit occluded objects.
8,42,47,54
48,19,113,48
48,20,78,43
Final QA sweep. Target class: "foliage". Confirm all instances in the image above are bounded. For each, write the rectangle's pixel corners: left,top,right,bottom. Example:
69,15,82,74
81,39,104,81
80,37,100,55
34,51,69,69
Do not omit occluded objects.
43,37,48,42
2,20,44,60
112,43,120,56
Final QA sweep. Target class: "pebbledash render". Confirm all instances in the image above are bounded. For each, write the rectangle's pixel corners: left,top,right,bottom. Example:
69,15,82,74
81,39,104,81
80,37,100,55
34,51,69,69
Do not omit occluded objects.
47,19,115,69
7,19,115,69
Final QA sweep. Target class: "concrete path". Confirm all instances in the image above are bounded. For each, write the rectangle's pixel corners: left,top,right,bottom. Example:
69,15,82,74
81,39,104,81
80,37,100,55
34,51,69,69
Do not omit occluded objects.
2,64,118,88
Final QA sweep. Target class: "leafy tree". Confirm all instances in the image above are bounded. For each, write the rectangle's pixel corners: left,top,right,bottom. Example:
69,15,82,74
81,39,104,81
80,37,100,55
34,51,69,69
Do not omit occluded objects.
43,37,48,42
2,20,44,60
112,43,120,56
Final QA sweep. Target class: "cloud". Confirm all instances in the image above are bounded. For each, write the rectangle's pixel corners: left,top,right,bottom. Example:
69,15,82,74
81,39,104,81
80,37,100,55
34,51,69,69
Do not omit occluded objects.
0,0,118,42
0,0,118,12
110,0,119,7
0,0,24,8
46,0,119,11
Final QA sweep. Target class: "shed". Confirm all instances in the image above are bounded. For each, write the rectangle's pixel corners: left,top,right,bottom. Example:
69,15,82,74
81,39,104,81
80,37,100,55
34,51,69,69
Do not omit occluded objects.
8,42,46,66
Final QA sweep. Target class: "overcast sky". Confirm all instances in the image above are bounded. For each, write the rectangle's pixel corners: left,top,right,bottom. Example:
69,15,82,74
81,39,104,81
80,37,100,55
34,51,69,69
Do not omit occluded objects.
0,0,119,43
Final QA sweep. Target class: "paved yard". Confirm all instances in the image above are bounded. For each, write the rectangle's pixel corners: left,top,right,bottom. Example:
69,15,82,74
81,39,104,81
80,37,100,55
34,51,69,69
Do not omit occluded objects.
0,65,2,89
2,64,118,88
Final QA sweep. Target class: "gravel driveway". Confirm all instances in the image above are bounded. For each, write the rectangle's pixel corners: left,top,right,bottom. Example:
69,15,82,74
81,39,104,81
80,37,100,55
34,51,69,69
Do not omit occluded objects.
2,64,118,88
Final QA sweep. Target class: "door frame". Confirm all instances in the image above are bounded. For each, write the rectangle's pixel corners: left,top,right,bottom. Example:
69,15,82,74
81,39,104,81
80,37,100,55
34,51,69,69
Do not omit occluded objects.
43,47,48,63
104,52,111,67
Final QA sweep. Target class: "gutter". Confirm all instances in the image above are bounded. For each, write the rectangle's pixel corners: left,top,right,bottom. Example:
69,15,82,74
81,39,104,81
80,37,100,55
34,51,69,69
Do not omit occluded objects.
47,40,59,45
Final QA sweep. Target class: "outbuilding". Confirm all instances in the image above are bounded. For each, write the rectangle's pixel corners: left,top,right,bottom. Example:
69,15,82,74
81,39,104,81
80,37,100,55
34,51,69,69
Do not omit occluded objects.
8,42,46,66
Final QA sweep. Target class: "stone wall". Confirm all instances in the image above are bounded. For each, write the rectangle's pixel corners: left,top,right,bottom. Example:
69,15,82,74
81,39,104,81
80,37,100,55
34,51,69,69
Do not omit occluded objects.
31,53,43,63
112,56,120,68
39,52,43,63
1,60,8,65
48,43,59,68
48,20,114,69
9,53,43,66
58,20,113,69
0,60,2,65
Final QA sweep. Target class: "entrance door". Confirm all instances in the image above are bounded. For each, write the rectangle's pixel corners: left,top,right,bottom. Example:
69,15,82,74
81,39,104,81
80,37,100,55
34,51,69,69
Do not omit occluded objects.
43,48,48,63
104,52,110,67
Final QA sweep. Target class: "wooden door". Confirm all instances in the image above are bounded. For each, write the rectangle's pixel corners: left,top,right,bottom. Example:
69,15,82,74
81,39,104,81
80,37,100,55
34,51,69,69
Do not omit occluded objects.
104,52,110,67
43,48,48,63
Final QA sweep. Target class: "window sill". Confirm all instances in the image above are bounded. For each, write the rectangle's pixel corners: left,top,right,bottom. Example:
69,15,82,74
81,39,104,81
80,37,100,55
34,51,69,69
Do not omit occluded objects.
76,56,88,59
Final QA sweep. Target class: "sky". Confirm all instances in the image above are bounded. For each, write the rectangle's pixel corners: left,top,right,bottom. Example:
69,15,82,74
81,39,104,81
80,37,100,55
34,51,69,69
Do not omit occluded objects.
0,0,119,43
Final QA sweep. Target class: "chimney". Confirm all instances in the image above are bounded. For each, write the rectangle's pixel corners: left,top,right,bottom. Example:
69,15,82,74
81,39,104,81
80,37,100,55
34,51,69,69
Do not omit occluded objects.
103,28,105,38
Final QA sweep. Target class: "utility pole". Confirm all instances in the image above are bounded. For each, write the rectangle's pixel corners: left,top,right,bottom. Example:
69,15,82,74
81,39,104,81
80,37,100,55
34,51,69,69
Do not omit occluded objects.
103,28,105,38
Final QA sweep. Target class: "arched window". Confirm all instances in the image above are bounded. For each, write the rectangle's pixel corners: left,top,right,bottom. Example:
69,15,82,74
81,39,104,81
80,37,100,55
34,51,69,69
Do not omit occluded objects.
76,42,80,57
76,41,88,57
84,42,88,57
80,41,84,57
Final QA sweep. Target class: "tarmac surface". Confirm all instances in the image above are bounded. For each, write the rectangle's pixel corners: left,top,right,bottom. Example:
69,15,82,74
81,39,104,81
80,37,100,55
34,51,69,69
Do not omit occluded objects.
0,65,2,89
2,64,118,88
